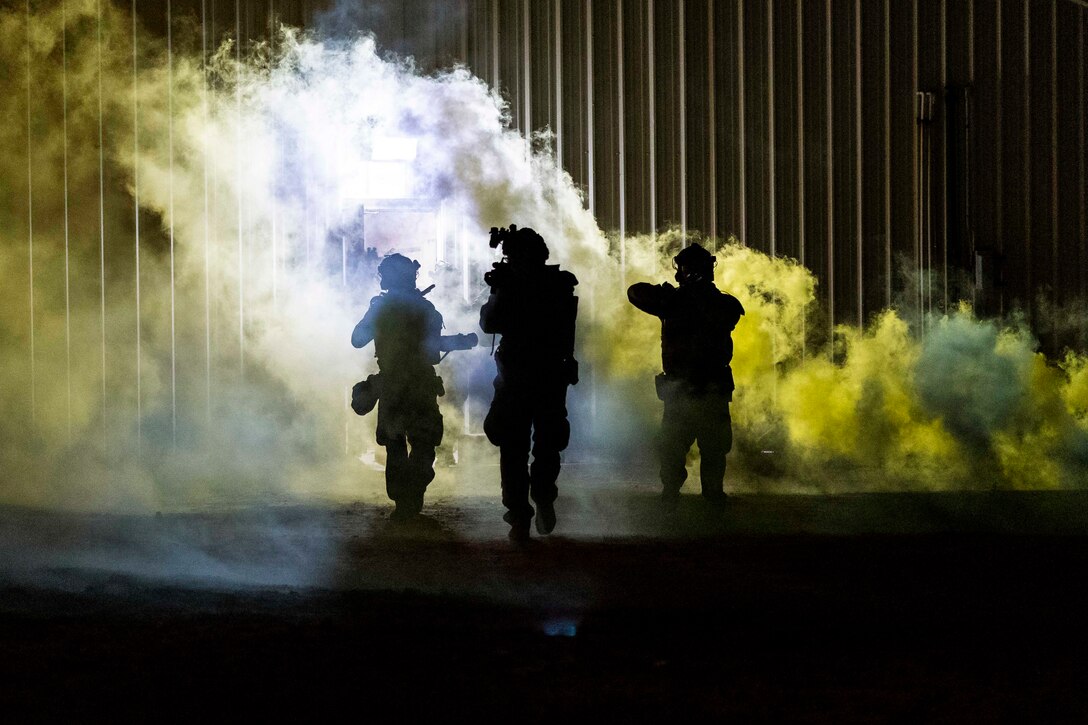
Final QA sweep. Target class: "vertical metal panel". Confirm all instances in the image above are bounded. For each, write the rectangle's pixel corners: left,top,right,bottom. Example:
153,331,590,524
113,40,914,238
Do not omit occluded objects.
972,0,999,313
1056,2,1083,348
800,0,830,342
939,0,948,309
1028,0,1055,345
521,0,530,132
743,0,769,251
1050,0,1058,317
1081,9,1087,344
491,0,500,89
708,0,718,241
968,0,975,81
1022,0,1034,320
996,0,1005,315
883,0,892,307
589,0,619,234
796,0,807,356
461,0,469,63
887,0,913,306
944,0,972,306
999,0,1029,313
682,0,712,241
832,0,860,331
911,0,922,317
526,0,553,136
737,0,747,243
617,0,626,275
827,0,858,328
998,0,1029,313
713,0,743,242
558,0,579,183
795,0,805,268
554,0,562,165
860,0,889,319
918,0,944,315
679,0,687,244
771,0,800,263
826,0,836,334
584,0,595,217
646,0,656,237
621,0,652,236
652,0,676,237
650,0,684,239
767,0,777,257
854,0,863,325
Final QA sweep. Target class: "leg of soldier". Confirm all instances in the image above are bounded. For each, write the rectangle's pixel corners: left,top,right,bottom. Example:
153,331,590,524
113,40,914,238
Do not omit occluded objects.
409,443,438,489
384,436,410,505
695,395,732,501
401,443,435,516
528,386,570,535
659,395,697,499
528,386,570,507
501,435,535,542
486,385,534,525
498,436,533,522
376,396,410,506
402,397,443,514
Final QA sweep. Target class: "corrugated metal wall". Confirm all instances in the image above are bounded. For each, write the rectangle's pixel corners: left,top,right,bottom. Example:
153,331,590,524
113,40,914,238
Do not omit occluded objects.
155,0,1088,349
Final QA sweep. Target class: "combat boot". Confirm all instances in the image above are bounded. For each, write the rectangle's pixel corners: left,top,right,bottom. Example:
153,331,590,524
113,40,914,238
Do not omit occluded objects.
701,490,729,510
503,511,532,542
535,500,556,535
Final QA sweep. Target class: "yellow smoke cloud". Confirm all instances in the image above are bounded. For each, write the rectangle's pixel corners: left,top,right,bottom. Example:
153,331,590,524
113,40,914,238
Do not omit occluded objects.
587,228,1088,493
2,2,1088,513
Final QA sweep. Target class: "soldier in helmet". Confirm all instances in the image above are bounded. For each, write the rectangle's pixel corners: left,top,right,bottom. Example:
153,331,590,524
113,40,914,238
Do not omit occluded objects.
627,243,745,509
480,226,579,541
352,253,477,520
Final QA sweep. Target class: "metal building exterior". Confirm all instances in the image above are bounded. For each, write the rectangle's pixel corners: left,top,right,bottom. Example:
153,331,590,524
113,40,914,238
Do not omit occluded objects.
155,0,1088,349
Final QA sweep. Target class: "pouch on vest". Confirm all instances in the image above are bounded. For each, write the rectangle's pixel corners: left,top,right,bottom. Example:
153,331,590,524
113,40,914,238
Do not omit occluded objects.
351,374,381,416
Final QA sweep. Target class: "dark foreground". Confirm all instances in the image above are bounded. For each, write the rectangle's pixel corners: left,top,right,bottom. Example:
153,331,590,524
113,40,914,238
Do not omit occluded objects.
3,490,1088,722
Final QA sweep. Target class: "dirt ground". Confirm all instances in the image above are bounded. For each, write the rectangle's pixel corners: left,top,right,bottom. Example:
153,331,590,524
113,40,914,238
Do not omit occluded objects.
3,484,1088,721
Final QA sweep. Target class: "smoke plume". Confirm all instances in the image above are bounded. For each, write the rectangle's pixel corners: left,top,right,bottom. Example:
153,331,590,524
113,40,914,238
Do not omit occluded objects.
1,0,1087,520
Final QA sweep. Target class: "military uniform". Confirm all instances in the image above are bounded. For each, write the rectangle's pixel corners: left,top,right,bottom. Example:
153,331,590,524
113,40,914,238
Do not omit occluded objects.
352,288,445,512
480,263,579,527
628,277,744,499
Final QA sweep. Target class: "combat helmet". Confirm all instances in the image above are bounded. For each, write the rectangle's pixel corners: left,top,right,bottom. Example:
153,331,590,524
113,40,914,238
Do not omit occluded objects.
505,227,549,266
377,253,421,291
673,243,716,285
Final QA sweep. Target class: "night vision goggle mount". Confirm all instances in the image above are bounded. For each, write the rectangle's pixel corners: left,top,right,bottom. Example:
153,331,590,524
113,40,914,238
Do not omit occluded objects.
488,224,519,250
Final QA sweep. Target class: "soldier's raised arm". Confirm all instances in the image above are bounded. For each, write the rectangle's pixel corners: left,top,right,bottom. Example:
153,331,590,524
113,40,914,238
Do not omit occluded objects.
627,281,675,318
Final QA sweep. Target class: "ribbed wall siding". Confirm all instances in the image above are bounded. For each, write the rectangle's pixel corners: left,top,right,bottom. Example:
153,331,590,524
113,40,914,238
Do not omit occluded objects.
465,0,1088,349
146,0,1088,349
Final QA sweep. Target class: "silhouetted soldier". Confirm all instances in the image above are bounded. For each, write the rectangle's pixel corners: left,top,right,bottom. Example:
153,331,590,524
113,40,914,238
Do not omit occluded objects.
352,253,477,520
628,243,745,509
481,226,579,541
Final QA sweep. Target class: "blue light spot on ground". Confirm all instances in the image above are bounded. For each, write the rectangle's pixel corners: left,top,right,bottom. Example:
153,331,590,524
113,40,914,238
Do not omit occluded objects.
541,618,579,637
